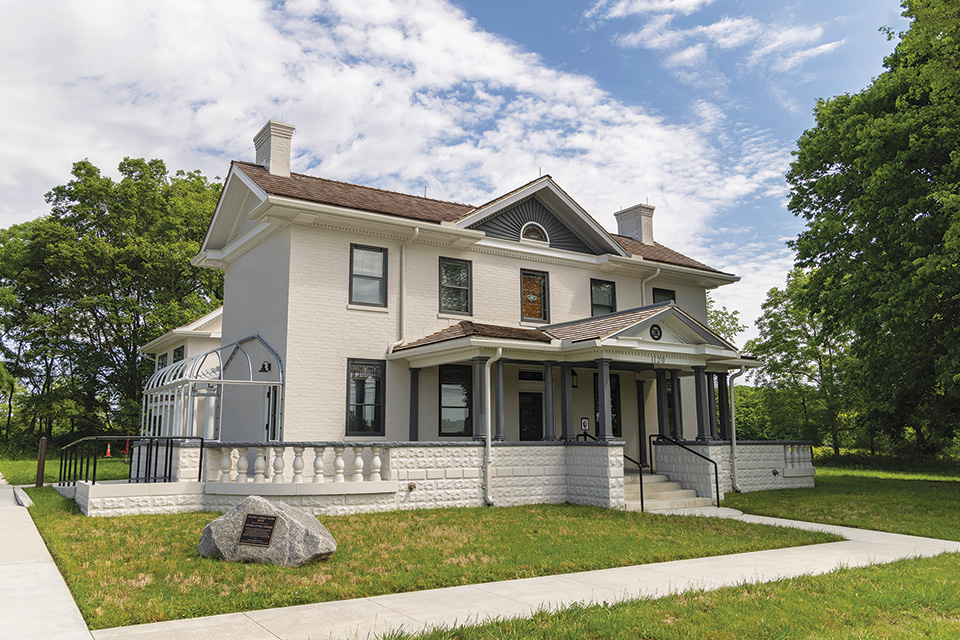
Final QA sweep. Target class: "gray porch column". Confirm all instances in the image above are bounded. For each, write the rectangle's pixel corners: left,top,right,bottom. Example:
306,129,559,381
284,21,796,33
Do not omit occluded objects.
408,368,420,441
494,359,505,441
707,372,719,439
560,363,573,440
655,369,669,436
472,357,488,441
637,378,647,466
596,358,614,441
670,369,683,438
717,372,730,440
543,361,556,440
693,366,708,441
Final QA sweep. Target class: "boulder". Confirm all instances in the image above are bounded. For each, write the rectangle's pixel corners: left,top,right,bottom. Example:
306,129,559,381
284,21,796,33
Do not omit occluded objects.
198,495,337,568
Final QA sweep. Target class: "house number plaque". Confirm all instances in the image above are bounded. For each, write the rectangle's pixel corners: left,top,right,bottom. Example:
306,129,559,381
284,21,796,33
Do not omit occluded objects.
238,513,278,547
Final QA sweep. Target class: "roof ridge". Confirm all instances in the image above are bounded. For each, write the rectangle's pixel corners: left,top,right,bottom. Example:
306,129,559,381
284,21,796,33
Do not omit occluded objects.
233,161,476,210
541,301,672,330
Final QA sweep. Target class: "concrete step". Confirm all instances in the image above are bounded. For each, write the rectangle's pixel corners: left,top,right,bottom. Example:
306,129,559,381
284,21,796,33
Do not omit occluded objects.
626,487,699,501
625,481,685,494
626,496,715,511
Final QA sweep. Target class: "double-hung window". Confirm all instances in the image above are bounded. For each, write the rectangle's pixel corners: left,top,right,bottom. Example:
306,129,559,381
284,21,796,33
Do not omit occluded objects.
590,279,616,316
653,287,676,304
350,245,388,307
520,269,549,322
173,346,184,362
346,359,385,436
439,365,472,436
439,257,471,315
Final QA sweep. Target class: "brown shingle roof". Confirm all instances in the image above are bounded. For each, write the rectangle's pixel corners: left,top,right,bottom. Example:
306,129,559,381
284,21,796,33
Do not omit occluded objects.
541,304,670,342
611,234,726,274
235,161,475,223
236,161,725,274
395,321,553,351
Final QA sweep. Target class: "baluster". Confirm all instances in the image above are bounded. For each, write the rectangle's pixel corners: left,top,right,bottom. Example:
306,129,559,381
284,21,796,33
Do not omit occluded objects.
352,446,365,482
206,448,222,483
292,446,305,483
236,447,249,483
219,447,234,482
253,447,266,483
370,447,382,482
333,447,345,483
802,445,812,467
312,446,325,483
790,445,799,468
272,446,286,483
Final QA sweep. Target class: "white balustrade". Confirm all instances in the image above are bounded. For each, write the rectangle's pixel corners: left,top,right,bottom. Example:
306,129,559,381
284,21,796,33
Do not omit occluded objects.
208,443,389,485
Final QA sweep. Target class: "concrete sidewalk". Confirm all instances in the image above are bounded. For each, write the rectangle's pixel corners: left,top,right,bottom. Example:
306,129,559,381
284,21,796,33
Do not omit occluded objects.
0,476,93,640
4,482,959,640
89,510,960,640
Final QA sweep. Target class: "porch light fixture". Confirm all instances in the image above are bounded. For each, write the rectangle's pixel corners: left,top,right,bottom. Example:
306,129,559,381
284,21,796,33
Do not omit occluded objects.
571,370,579,388
259,361,272,373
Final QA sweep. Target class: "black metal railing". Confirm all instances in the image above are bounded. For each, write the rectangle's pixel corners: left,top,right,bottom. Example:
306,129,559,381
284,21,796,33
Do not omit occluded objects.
648,434,720,508
58,436,204,486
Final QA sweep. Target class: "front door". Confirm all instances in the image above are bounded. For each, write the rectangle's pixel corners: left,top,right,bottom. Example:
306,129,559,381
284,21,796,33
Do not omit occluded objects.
519,392,543,441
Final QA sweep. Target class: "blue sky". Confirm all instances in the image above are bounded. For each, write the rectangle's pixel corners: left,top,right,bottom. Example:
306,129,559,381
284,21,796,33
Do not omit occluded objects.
0,0,908,341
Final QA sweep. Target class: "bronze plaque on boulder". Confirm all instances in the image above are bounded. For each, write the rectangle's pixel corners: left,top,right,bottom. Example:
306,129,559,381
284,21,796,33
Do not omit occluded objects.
238,513,277,547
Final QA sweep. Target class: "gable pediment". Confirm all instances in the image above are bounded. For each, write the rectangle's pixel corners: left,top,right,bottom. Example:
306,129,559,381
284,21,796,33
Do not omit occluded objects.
610,307,733,350
201,165,269,252
469,195,605,255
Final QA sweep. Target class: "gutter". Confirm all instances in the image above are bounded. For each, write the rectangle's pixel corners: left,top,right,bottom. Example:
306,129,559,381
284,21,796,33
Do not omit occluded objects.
484,347,503,506
388,227,420,353
640,268,661,306
728,367,746,492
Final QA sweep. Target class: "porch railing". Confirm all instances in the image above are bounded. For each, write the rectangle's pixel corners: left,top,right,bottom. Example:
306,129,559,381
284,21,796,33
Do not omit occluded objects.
204,442,387,484
648,434,720,508
58,436,205,486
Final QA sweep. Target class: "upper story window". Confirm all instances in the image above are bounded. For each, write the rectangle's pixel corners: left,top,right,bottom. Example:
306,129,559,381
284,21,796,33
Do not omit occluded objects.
157,353,167,369
350,245,388,307
346,359,385,436
173,346,184,362
439,364,472,437
521,269,549,322
439,257,471,315
653,287,676,304
521,223,549,243
591,279,616,316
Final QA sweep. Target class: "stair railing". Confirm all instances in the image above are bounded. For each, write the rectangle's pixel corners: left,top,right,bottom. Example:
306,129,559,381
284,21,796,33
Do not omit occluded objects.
648,434,720,508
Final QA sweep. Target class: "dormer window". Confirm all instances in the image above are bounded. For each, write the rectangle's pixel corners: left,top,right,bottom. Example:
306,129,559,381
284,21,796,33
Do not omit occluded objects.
521,223,549,243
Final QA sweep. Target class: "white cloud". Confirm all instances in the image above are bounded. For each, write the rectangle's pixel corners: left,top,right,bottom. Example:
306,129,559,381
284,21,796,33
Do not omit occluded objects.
665,43,708,67
590,0,717,19
773,39,847,71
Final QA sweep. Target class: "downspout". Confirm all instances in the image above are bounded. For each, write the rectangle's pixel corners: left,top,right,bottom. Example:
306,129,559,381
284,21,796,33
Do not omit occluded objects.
388,227,420,353
729,367,746,492
640,268,661,306
484,347,503,506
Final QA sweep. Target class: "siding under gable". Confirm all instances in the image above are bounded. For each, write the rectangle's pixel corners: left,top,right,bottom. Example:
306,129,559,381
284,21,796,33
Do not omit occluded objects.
469,196,604,255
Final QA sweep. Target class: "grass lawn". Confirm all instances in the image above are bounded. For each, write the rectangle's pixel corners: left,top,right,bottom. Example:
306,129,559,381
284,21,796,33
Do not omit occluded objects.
387,466,960,639
24,487,835,630
0,456,132,485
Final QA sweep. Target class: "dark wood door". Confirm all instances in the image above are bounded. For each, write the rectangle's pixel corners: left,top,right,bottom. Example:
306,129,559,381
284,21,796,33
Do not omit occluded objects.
519,392,543,441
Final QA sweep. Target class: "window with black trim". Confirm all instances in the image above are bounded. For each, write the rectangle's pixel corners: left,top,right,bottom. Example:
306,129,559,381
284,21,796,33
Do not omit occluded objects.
346,359,385,436
653,287,676,304
439,365,472,436
439,257,471,315
521,269,549,322
157,353,167,368
350,244,388,307
590,279,616,316
593,372,622,438
173,346,184,362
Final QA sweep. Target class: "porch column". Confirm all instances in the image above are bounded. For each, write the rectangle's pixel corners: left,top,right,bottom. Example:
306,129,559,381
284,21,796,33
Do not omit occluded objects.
596,358,614,441
472,357,488,441
670,369,684,438
408,368,420,441
655,369,669,436
494,359,505,441
636,378,647,466
717,372,730,440
693,366,709,441
560,363,573,440
707,372,719,440
543,361,556,440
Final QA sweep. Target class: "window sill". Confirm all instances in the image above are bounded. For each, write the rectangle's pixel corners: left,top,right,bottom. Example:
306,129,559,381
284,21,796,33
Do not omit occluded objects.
347,304,389,313
520,320,549,327
437,312,472,320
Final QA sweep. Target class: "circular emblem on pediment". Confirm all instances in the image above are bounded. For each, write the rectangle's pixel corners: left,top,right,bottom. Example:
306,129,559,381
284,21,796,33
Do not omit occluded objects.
650,324,663,341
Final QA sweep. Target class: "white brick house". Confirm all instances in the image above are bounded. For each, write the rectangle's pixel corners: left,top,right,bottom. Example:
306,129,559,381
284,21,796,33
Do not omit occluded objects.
120,121,813,518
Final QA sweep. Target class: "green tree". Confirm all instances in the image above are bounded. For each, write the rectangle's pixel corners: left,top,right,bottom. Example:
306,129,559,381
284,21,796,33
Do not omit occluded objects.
745,270,852,453
786,0,960,456
0,159,223,445
706,293,747,343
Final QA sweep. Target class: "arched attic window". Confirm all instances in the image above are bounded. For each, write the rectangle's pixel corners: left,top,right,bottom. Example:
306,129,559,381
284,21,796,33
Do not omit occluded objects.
521,222,549,243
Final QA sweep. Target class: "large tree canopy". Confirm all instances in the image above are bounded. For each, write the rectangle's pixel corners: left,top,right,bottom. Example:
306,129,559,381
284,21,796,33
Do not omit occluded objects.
786,0,960,455
0,158,222,446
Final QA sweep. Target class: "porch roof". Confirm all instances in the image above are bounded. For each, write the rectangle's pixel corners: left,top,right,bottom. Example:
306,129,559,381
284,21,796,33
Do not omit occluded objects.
394,320,552,351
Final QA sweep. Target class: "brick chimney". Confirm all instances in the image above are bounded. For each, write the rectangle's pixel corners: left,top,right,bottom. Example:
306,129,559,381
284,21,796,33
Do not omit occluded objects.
614,203,655,245
253,120,295,177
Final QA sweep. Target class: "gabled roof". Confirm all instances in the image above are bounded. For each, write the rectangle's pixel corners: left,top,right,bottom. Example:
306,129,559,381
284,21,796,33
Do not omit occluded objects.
611,234,726,274
139,307,223,354
540,303,672,342
395,320,552,351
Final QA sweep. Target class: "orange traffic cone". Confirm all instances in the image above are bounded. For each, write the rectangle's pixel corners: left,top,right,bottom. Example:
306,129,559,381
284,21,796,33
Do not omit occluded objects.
105,443,111,458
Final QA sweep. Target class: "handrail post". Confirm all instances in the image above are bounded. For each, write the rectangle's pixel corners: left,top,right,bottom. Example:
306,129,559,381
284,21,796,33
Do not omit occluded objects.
91,438,99,485
36,436,48,487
